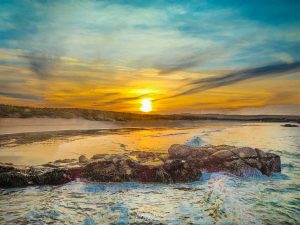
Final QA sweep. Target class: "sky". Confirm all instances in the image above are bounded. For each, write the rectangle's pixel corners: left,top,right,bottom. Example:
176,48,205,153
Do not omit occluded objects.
0,0,300,115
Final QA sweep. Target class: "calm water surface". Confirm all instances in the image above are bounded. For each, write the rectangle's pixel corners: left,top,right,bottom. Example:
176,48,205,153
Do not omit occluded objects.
0,120,299,224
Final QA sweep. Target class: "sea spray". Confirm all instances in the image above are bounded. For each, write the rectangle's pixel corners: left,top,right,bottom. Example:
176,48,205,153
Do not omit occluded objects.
185,136,208,147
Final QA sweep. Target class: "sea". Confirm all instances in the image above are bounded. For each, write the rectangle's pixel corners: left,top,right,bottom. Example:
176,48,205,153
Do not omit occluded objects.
0,118,299,224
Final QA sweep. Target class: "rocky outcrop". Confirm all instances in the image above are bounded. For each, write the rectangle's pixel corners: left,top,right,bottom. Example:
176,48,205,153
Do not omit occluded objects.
168,144,281,176
281,124,299,127
0,144,281,188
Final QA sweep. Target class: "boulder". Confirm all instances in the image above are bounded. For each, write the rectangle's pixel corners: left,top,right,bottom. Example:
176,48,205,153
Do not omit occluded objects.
168,144,281,176
162,159,201,183
83,158,137,182
211,150,235,159
78,155,88,163
168,144,211,159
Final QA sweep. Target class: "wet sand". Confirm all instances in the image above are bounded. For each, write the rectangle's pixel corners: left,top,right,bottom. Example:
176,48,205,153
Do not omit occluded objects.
0,128,145,148
0,118,233,165
1,118,297,167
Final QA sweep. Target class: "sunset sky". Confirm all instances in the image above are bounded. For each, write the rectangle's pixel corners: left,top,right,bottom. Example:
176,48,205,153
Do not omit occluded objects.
0,0,300,114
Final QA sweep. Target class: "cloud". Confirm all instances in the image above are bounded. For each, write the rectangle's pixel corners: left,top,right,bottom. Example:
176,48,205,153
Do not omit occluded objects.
157,50,218,74
101,94,148,105
0,91,42,100
21,53,60,79
274,53,294,64
0,1,300,114
160,61,300,99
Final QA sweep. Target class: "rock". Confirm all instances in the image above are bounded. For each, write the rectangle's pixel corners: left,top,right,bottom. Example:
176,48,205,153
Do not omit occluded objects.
260,153,281,175
79,155,88,163
0,171,30,187
168,144,210,159
211,150,234,159
91,154,107,160
239,165,263,177
42,163,59,168
168,144,193,158
281,124,299,127
168,144,281,176
54,159,76,163
0,144,281,188
31,169,72,185
231,147,258,158
129,151,165,165
0,167,72,188
136,165,160,182
83,158,137,182
162,159,201,183
0,164,17,173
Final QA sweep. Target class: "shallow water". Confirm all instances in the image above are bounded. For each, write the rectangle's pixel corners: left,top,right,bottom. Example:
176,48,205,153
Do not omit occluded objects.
0,120,237,165
0,120,299,224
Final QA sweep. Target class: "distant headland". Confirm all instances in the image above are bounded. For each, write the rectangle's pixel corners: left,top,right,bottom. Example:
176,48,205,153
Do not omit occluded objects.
0,104,299,123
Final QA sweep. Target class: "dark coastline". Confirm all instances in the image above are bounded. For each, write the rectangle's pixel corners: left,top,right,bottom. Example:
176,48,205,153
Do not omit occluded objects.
1,104,299,123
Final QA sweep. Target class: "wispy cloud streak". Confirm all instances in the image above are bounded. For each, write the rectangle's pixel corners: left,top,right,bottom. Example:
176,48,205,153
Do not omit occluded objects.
159,61,300,100
21,53,60,79
0,91,42,100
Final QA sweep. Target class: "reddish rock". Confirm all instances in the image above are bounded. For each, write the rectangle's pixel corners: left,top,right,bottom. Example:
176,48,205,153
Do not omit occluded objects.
168,144,281,176
0,144,281,188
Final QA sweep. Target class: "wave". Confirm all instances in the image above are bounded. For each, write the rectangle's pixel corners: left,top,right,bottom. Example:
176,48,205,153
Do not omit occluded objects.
200,128,225,136
185,136,208,147
148,132,189,137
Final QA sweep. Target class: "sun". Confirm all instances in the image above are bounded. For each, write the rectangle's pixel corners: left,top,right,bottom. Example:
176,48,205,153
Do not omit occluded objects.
140,98,152,112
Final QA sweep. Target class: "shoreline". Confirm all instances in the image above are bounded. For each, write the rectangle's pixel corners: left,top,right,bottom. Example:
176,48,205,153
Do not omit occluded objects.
0,120,297,166
1,104,300,123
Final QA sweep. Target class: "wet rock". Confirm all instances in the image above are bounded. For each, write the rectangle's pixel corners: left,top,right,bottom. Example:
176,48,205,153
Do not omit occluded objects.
129,151,166,165
162,159,201,183
31,169,73,185
239,165,263,177
79,155,88,163
136,165,160,182
0,164,75,188
231,147,258,158
91,154,126,161
168,144,211,159
54,159,76,164
0,164,17,173
0,171,30,187
83,158,137,182
281,124,299,127
91,154,107,160
211,150,234,159
168,144,281,176
42,163,59,168
130,151,156,161
0,144,281,188
260,153,281,175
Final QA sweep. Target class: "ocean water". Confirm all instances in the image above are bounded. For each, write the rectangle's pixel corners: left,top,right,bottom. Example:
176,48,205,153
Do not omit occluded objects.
0,121,299,224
